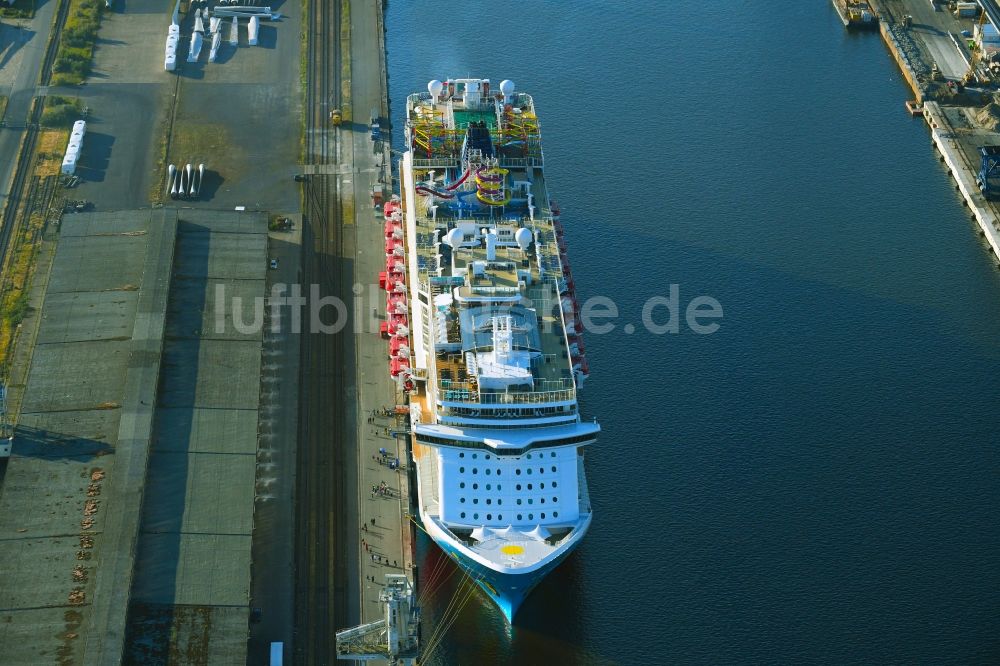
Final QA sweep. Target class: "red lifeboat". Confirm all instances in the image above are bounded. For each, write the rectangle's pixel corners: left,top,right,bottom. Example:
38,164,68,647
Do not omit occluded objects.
384,201,400,217
390,357,410,376
390,336,410,356
379,321,390,339
384,220,402,238
389,313,408,331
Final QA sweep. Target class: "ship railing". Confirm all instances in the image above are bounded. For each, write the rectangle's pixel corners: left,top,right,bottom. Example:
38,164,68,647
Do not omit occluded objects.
412,157,459,169
436,385,577,405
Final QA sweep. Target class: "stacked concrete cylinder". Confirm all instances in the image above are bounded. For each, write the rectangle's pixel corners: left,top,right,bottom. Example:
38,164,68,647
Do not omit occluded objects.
61,120,87,175
165,23,179,71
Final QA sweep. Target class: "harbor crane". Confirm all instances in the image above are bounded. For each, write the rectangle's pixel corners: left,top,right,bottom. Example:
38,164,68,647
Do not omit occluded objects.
335,574,420,665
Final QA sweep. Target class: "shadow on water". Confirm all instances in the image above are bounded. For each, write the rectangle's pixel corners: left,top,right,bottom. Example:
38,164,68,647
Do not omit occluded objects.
414,531,597,665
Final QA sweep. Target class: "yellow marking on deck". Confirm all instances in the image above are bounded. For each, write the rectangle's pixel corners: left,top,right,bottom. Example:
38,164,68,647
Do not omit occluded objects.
501,544,525,556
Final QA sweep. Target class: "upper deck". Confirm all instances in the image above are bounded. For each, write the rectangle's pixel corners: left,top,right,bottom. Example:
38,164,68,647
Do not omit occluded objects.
402,79,583,421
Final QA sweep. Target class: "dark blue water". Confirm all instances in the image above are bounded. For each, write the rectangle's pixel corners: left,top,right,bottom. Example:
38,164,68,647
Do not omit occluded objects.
387,2,1000,663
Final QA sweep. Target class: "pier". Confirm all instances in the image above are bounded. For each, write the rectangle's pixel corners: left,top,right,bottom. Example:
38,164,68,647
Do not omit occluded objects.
295,0,415,663
869,0,1000,265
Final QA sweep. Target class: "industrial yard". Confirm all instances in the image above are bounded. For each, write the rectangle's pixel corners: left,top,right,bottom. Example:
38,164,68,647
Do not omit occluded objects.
860,0,1000,263
0,0,412,662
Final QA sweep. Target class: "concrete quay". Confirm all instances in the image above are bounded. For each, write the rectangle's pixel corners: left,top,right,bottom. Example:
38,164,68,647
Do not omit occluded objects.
923,102,1000,264
869,0,1000,265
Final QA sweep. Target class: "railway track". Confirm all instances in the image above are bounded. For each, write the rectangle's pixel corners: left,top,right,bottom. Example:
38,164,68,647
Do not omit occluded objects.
0,0,72,383
295,0,348,662
0,0,72,295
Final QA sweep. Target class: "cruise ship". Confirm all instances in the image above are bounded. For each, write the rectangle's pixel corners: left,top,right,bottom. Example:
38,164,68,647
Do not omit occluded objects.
379,77,598,622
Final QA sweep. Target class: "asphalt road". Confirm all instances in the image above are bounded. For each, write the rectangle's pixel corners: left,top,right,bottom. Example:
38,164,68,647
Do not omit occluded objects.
0,0,59,213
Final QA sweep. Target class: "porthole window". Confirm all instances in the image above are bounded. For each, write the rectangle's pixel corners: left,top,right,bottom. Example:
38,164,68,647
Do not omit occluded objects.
486,499,492,505
527,468,532,475
474,513,479,520
497,484,502,491
497,469,502,476
550,452,556,458
486,484,492,491
487,513,492,520
528,499,533,505
517,514,523,521
498,499,503,505
486,469,492,475
460,467,465,473
461,512,466,518
460,497,466,503
472,454,478,459
540,483,545,489
553,511,559,518
473,483,478,490
472,468,478,474
552,496,557,502
517,499,522,505
551,466,556,473
498,514,503,521
527,453,532,460
516,469,521,476
459,453,465,458
541,512,546,519
460,482,465,489
539,467,544,474
553,481,558,488
516,484,522,491
473,498,479,504
527,484,532,490
528,513,534,520
485,454,491,460
541,498,546,504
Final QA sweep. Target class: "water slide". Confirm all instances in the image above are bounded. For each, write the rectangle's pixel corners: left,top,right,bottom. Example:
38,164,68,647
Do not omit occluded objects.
445,168,472,190
415,186,455,199
415,168,475,199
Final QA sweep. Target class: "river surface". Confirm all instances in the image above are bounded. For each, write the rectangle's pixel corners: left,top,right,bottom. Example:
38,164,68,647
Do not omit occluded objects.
385,2,1000,663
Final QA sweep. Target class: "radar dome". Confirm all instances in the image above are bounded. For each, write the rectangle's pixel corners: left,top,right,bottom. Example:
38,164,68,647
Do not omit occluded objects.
428,80,444,97
499,79,515,96
515,227,532,251
444,228,463,247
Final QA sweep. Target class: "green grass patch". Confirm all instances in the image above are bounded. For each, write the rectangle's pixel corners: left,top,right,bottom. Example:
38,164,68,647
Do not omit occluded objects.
40,94,84,127
50,0,104,86
0,0,35,19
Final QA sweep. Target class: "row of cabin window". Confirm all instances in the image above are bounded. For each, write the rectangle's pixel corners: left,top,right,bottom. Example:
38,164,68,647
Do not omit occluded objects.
458,481,557,491
459,511,558,521
457,466,559,476
458,496,559,506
